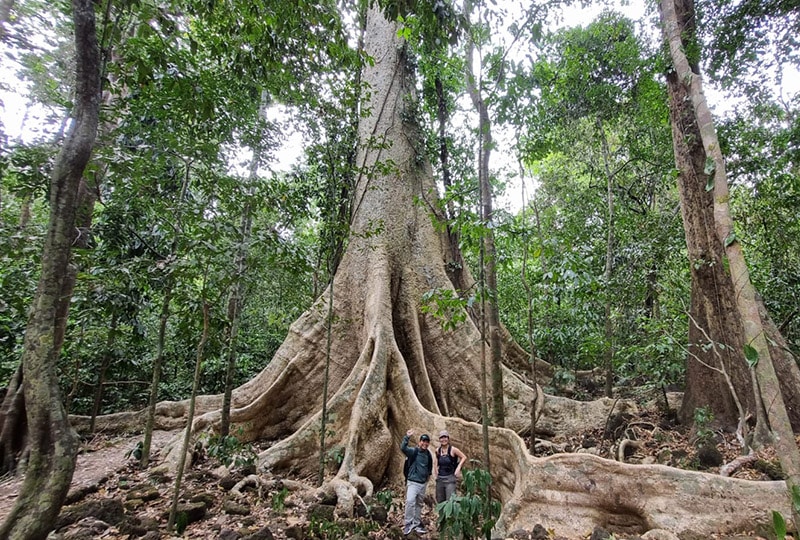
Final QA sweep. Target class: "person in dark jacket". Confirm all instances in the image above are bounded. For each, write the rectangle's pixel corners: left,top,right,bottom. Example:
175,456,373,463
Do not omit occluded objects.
434,430,467,503
400,429,436,535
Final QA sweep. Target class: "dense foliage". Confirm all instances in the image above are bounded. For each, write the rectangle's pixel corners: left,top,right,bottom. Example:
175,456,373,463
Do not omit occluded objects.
1,0,798,415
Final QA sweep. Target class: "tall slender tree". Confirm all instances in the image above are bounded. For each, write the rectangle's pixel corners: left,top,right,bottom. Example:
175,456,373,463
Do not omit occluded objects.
661,0,800,524
660,0,800,437
219,90,268,440
464,0,504,428
0,0,100,536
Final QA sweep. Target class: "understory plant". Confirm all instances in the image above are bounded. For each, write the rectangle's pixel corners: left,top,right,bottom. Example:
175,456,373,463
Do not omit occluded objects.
204,431,257,470
437,468,501,540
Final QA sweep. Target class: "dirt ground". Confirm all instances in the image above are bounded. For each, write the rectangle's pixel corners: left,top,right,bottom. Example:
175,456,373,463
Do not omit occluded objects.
0,414,784,539
0,429,174,523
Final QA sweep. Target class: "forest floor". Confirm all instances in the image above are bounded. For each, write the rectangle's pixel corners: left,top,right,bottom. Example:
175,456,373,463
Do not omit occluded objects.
0,396,785,540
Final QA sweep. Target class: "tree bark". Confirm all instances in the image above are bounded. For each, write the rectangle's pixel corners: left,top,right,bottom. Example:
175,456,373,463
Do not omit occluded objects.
0,0,99,537
0,44,104,485
665,61,750,430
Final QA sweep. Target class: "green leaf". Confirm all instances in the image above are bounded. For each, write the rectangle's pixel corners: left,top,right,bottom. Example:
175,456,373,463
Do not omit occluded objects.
791,484,800,514
705,173,715,192
772,510,787,538
744,344,759,367
724,232,736,247
704,156,716,176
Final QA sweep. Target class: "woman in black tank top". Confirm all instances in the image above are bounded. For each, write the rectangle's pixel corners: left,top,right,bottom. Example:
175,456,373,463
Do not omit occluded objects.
435,430,468,503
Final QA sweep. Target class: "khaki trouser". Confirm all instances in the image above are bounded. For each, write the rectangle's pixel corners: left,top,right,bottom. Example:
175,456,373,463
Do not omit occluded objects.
435,474,457,503
404,480,426,534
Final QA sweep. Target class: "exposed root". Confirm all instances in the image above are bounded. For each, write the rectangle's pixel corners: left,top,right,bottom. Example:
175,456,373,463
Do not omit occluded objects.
230,474,314,501
533,439,566,454
231,474,263,499
641,530,680,540
328,478,357,517
719,452,757,477
616,439,643,462
536,394,639,438
497,440,791,537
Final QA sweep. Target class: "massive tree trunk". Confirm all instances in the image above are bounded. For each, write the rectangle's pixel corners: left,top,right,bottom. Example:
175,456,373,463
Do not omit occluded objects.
662,0,800,436
80,6,795,537
0,0,100,537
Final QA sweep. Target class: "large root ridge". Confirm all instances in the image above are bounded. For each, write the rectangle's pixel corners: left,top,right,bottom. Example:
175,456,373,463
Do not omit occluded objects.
499,451,791,537
392,280,440,416
258,337,377,474
336,329,394,486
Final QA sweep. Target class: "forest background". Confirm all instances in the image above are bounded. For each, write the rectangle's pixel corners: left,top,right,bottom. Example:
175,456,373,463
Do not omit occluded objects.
1,0,797,429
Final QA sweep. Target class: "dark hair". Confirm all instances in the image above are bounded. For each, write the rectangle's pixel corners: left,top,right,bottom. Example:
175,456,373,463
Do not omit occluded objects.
420,434,431,441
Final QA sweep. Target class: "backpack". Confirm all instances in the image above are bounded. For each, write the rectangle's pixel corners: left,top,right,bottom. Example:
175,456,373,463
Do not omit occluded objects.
403,452,415,480
437,445,453,459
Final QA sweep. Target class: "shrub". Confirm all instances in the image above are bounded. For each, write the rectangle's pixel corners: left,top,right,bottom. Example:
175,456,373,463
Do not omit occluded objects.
205,432,256,470
436,468,501,540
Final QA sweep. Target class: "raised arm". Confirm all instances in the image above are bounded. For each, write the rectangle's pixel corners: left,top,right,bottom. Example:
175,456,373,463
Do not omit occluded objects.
401,429,415,457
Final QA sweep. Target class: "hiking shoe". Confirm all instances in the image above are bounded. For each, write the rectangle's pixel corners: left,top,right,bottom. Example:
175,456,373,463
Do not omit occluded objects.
414,528,427,534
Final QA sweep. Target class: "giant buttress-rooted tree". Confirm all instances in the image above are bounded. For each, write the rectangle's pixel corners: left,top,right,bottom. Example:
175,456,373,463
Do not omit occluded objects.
93,5,794,537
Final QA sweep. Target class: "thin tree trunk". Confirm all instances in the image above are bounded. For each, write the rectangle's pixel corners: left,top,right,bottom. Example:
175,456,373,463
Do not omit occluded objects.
220,91,267,439
0,0,99,536
318,270,335,486
142,161,192,466
662,0,800,527
465,0,504,427
89,314,118,432
520,171,539,451
141,285,172,467
167,298,209,531
65,323,87,413
597,118,615,398
18,195,32,229
435,67,466,297
436,76,455,221
479,241,491,471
